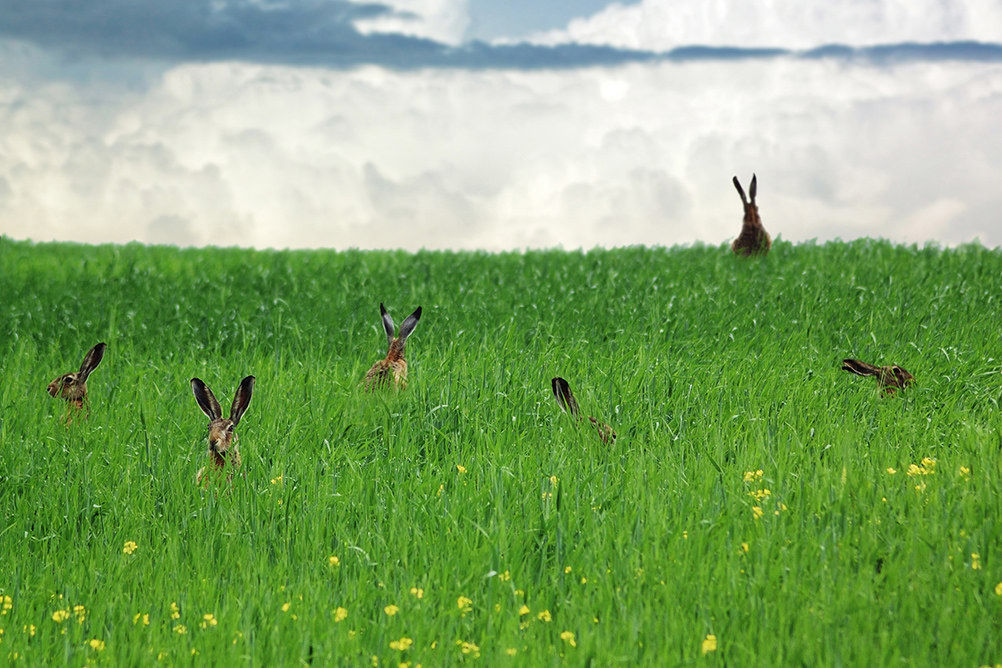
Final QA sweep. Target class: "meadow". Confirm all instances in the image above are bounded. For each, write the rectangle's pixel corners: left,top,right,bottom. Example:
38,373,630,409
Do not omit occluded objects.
1,236,1001,666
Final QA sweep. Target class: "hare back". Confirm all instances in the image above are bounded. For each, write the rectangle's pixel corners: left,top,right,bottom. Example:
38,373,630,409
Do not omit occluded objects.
365,358,408,390
732,227,771,256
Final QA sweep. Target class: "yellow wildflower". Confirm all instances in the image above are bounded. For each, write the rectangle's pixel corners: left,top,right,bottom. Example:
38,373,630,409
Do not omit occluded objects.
384,604,400,616
88,638,106,651
170,602,180,620
959,466,971,479
743,470,763,482
52,609,70,623
560,630,577,647
410,587,424,599
457,596,472,613
751,506,764,520
994,582,1002,596
682,530,688,539
281,602,291,612
174,624,187,635
271,475,283,485
498,570,511,582
456,465,467,474
971,553,982,570
1,596,12,614
518,605,530,616
505,648,517,656
123,541,138,555
200,613,217,629
74,605,87,623
741,542,749,553
24,624,36,637
459,641,480,656
334,606,348,622
389,637,414,651
537,610,552,622
133,613,149,626
329,555,340,567
886,467,897,475
549,475,558,485
702,634,717,654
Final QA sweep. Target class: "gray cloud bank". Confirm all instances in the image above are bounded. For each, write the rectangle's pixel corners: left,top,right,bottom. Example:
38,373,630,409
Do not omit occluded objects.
2,42,1000,251
2,0,1002,70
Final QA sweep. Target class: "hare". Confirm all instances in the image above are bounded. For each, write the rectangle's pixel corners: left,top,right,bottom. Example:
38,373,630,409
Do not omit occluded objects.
191,375,255,486
364,303,421,390
731,174,771,256
551,377,616,443
47,342,106,423
841,359,914,395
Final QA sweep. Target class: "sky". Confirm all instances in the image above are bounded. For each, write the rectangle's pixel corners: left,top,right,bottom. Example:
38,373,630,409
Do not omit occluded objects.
1,0,1001,251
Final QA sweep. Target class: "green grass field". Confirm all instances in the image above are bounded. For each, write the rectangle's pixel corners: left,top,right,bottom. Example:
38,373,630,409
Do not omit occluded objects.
1,236,1001,666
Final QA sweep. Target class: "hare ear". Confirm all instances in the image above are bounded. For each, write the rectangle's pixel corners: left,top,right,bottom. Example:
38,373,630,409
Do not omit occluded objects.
191,378,223,420
749,173,757,203
551,377,580,416
732,176,748,205
380,303,395,346
398,306,422,341
841,359,876,377
78,342,106,380
230,375,255,426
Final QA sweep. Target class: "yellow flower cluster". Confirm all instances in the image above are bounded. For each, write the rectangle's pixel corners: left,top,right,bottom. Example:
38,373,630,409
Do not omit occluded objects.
88,638,105,651
702,634,718,654
560,630,577,647
743,470,764,482
200,613,218,629
133,612,150,626
123,540,138,555
457,596,472,613
906,458,936,476
384,604,400,616
389,637,413,651
457,640,480,656
334,607,348,622
748,488,771,502
329,555,340,567
1,595,12,615
410,587,424,599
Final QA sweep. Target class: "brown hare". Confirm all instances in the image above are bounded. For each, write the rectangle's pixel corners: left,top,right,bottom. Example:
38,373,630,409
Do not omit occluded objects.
364,303,421,390
191,375,255,487
731,174,771,256
47,342,106,423
551,377,616,443
841,359,914,395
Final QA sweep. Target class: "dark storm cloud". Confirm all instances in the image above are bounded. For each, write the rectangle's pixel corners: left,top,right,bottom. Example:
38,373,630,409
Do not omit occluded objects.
1,0,1002,69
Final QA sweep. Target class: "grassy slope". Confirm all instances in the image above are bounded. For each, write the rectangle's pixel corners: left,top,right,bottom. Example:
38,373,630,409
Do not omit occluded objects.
0,237,1001,666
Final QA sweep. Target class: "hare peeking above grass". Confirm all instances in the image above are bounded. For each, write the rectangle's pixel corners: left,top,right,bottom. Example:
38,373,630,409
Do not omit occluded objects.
731,174,771,256
841,359,914,395
364,303,422,391
191,375,255,487
551,377,616,444
47,342,106,424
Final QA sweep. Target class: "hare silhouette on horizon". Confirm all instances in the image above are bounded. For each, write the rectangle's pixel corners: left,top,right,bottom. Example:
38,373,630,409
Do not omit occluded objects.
731,174,771,256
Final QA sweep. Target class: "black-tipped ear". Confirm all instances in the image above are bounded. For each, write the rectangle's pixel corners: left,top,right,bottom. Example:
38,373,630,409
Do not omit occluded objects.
230,375,255,426
551,377,580,416
732,176,747,205
380,303,395,346
749,174,757,203
841,359,876,377
398,306,422,341
78,342,106,380
191,378,223,420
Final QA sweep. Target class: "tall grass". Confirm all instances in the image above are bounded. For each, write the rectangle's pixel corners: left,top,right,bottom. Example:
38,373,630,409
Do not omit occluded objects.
1,237,1000,665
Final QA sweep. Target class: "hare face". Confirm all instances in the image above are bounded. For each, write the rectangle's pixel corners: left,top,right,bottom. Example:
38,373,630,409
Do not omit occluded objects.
207,418,237,458
47,373,83,401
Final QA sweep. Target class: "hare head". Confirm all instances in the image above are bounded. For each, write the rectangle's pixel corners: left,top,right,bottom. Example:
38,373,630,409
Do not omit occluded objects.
731,174,771,256
191,375,255,483
841,359,914,395
365,303,421,390
47,342,106,421
551,377,616,444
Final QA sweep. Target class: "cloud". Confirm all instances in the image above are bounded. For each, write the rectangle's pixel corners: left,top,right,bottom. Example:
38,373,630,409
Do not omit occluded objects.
2,44,1000,250
352,0,470,45
523,0,1002,51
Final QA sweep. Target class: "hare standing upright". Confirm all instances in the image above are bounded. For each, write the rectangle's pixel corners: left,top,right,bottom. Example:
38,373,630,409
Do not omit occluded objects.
47,342,106,424
364,303,422,390
731,174,771,256
841,359,914,395
191,376,255,486
551,377,616,443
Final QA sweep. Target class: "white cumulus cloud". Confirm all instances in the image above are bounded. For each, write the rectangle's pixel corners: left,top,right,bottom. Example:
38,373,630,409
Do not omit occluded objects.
520,0,1002,50
1,40,1001,251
